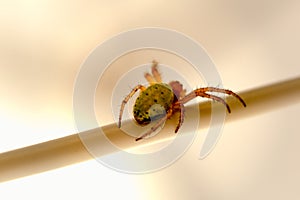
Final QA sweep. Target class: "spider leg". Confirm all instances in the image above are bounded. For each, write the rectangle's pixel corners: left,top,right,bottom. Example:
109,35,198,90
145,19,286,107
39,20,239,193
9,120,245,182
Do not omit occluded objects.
205,87,246,107
136,108,173,141
198,92,231,113
118,84,146,128
179,87,246,113
173,102,185,133
144,72,156,85
151,60,162,83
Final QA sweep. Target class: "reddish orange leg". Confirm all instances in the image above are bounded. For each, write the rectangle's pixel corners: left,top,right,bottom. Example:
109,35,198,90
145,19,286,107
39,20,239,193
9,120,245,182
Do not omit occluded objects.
205,87,246,107
118,85,146,128
200,92,232,113
179,87,246,113
173,102,185,133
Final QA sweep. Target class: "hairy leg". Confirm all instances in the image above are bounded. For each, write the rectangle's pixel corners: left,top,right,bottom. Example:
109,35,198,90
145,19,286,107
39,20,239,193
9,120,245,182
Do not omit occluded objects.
205,87,246,107
151,60,162,83
179,87,246,113
172,102,185,133
118,85,146,128
144,72,156,85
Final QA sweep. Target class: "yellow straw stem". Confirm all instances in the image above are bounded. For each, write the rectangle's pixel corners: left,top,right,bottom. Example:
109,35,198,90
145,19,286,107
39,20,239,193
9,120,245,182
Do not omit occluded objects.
0,77,299,182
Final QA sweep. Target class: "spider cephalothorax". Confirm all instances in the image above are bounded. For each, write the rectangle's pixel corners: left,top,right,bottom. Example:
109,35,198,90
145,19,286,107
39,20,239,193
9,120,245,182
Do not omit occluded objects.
118,60,246,141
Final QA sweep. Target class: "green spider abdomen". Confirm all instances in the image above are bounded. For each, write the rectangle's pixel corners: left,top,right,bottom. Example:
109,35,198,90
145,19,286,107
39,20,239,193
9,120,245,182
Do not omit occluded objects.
133,83,174,125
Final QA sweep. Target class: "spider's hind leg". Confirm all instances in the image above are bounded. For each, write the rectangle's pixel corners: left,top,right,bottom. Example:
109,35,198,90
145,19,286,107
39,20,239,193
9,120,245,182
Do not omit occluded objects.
144,60,162,85
144,72,155,85
151,60,162,83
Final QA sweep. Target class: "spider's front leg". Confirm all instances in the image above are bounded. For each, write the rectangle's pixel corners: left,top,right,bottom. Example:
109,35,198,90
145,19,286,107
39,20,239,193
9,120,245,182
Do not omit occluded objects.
179,87,246,113
118,85,146,128
205,87,246,107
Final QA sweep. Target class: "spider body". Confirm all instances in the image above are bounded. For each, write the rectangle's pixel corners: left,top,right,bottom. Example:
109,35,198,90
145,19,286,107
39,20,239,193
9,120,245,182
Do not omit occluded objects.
133,83,174,125
118,60,246,141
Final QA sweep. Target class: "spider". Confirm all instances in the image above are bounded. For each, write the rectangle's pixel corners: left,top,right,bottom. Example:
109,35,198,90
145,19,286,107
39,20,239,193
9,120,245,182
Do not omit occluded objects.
118,60,246,141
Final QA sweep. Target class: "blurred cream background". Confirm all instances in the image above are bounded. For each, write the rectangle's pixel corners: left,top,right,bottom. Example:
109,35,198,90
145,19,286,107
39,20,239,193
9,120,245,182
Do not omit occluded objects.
0,0,300,199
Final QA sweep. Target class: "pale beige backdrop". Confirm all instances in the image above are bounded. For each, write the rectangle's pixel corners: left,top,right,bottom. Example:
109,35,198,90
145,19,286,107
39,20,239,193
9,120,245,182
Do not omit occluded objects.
0,1,299,200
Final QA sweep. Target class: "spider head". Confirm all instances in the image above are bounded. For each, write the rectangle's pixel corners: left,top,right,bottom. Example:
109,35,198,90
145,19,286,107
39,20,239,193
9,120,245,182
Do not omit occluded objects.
134,104,167,126
135,116,151,125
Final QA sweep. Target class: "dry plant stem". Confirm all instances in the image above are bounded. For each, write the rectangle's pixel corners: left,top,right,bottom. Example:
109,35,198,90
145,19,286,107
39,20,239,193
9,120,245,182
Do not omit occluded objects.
0,77,299,183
